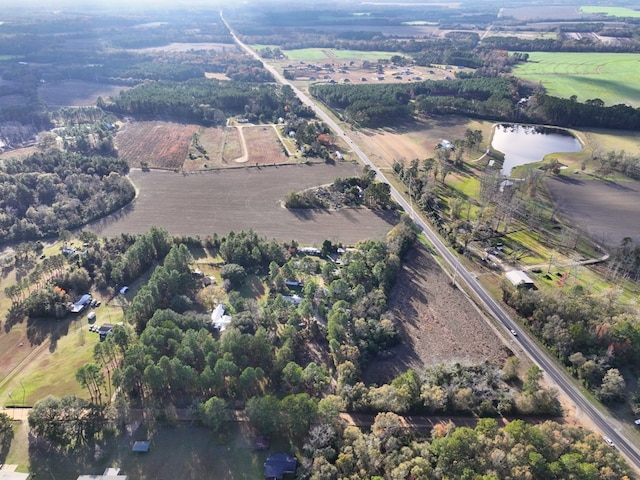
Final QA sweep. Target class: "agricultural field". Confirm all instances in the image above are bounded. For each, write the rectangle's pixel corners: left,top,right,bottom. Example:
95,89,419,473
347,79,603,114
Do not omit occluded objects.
115,121,198,170
500,5,582,20
85,164,399,245
38,80,127,108
545,174,640,247
243,126,289,165
580,6,640,18
512,52,640,106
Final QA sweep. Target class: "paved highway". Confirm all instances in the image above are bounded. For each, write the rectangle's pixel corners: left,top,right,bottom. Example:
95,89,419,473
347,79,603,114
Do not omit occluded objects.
221,12,640,472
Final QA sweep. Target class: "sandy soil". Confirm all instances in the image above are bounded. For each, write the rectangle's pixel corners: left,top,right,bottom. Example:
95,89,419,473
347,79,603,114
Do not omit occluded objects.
364,242,512,384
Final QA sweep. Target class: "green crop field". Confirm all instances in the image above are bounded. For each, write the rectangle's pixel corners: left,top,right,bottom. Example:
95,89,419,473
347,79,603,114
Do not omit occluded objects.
512,52,640,106
280,48,396,62
580,6,640,18
331,49,396,61
282,48,331,61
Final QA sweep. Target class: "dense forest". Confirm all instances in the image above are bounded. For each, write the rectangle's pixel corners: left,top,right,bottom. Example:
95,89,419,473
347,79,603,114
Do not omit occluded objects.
0,151,134,242
102,79,312,124
311,77,640,130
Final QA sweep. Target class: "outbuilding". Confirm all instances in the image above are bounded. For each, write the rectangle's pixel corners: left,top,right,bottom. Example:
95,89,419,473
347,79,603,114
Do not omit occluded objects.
505,270,536,289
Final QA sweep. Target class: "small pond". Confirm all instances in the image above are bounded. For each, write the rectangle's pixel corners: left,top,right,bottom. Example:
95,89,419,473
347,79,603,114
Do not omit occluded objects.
491,124,582,176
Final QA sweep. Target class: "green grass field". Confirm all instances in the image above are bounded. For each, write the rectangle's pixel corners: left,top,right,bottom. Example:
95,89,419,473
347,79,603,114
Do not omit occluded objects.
280,48,396,62
512,52,640,106
580,6,640,18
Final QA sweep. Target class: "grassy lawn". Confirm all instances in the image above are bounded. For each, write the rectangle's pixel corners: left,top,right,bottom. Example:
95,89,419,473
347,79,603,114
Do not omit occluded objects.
512,52,640,106
580,6,640,18
282,48,330,62
15,422,283,479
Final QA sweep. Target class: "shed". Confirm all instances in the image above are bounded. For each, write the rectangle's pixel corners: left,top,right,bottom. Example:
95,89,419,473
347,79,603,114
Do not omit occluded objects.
264,453,297,479
505,270,535,289
132,441,151,453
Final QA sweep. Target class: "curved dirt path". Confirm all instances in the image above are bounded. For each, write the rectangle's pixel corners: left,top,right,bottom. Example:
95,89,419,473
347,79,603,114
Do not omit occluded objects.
233,125,248,163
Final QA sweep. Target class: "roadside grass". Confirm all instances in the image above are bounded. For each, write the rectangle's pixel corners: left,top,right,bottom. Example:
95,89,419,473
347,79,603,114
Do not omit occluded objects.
580,6,640,18
512,52,640,106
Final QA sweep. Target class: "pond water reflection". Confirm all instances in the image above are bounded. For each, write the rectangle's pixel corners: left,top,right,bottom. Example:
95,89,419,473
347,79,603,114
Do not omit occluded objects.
491,124,582,176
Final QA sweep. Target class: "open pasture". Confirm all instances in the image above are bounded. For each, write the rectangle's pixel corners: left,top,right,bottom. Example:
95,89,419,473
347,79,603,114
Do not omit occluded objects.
116,121,198,170
512,52,640,106
38,80,127,108
580,6,640,18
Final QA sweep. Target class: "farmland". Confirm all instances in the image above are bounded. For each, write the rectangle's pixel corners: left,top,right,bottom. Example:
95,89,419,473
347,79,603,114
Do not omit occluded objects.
512,52,640,106
115,121,198,170
545,174,640,247
86,164,399,245
38,80,128,108
580,6,640,18
243,126,289,165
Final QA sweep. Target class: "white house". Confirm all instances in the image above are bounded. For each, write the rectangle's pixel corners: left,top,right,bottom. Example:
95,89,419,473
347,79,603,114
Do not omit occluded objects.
211,304,232,331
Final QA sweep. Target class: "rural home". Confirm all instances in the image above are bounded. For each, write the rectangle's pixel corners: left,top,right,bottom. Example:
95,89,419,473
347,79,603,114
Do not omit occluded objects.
505,270,536,289
70,294,92,313
211,304,232,331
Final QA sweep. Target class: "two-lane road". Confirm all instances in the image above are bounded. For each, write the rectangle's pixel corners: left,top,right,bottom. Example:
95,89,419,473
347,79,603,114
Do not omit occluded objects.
221,12,640,473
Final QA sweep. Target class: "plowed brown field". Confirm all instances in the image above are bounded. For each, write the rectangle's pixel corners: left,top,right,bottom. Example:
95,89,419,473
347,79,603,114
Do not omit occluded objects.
116,121,198,170
86,163,399,245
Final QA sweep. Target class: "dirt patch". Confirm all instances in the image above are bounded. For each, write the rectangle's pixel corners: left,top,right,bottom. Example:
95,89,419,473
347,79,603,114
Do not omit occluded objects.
364,242,511,385
244,126,289,165
38,80,128,108
546,174,640,246
204,72,231,81
116,121,198,170
221,127,243,163
86,163,399,245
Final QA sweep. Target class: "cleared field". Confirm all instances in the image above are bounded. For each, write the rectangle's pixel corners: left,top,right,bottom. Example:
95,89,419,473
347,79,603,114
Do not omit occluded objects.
364,242,510,384
221,127,243,163
353,117,489,171
116,121,198,169
132,42,234,52
244,126,288,165
282,48,396,62
545,174,640,246
512,52,640,106
86,164,399,245
580,6,640,18
38,80,127,108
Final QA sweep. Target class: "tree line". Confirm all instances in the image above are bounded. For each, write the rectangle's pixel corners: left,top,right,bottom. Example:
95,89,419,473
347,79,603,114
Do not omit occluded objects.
102,79,311,125
0,151,134,243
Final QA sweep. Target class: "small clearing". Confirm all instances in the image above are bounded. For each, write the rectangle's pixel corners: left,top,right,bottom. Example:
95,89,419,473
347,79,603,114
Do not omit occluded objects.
38,80,127,108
